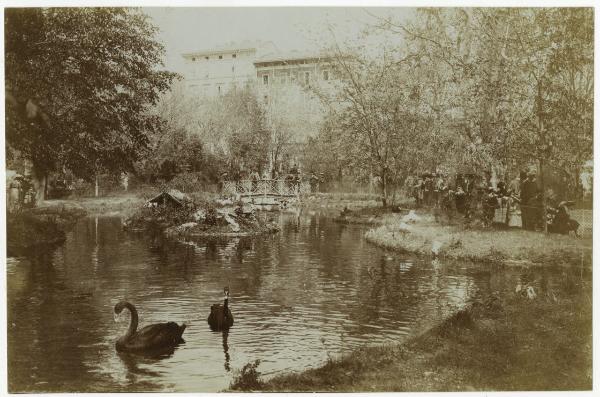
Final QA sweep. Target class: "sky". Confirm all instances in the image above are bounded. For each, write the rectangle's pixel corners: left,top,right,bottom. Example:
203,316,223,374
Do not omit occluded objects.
142,7,414,73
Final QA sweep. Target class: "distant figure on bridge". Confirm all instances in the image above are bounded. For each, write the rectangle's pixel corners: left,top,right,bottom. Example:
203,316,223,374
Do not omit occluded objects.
287,164,300,190
250,170,260,190
309,172,320,193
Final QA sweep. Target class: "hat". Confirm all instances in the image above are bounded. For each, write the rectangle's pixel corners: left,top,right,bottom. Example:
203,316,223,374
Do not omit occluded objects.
559,200,575,208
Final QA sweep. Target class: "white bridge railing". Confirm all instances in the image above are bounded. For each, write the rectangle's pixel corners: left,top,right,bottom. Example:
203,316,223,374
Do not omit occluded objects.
222,179,311,197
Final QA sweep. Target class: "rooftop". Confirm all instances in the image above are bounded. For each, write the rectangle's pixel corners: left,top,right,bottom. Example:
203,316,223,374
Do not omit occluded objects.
254,49,332,65
181,40,278,58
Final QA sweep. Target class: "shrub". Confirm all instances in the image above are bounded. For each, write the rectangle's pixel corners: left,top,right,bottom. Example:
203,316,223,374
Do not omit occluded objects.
204,202,218,226
234,200,245,218
168,172,212,193
230,360,264,391
125,201,197,230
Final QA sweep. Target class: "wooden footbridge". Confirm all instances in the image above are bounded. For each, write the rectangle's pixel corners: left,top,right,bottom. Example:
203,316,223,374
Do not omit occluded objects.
222,179,311,203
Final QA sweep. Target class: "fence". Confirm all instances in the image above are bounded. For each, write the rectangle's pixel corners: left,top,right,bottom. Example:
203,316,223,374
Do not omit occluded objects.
222,179,311,198
571,209,593,237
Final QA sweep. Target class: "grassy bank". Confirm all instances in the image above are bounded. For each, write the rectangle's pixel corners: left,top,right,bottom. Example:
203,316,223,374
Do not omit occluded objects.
364,213,592,267
39,194,145,217
42,191,383,216
301,192,384,211
6,205,87,256
235,282,591,392
228,206,592,392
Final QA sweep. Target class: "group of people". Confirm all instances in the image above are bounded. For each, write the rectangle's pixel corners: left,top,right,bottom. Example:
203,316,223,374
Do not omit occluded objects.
408,173,452,208
221,165,322,194
247,165,303,190
408,169,578,234
409,172,481,214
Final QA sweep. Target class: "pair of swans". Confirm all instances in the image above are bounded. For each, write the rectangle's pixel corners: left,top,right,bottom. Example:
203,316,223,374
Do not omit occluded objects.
114,287,233,353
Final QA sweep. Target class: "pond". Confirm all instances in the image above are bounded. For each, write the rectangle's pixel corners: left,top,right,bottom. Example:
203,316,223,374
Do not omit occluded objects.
6,210,580,392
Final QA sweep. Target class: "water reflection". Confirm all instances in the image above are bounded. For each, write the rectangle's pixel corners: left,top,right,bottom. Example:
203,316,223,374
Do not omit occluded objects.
7,211,588,392
222,331,231,372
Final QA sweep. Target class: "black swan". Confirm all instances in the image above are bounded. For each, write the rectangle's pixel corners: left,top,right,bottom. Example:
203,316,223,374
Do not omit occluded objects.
208,287,234,331
114,301,186,353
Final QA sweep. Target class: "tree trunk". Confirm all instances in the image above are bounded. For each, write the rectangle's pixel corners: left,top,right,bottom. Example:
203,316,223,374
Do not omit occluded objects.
536,81,547,233
539,160,547,233
32,172,46,204
30,163,46,204
573,167,581,201
381,168,388,208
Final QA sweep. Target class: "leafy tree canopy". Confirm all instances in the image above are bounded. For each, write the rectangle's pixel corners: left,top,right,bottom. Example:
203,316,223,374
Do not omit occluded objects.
5,7,178,180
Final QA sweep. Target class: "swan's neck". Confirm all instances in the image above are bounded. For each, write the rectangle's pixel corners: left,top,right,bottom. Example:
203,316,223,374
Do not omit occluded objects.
123,302,138,338
223,297,229,311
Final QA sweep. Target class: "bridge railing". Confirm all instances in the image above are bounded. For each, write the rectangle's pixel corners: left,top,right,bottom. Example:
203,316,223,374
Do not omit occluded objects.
222,179,310,197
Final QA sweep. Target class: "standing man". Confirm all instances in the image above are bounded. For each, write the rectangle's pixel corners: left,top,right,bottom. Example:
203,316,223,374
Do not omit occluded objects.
508,174,521,198
521,171,539,230
435,174,445,207
413,176,423,207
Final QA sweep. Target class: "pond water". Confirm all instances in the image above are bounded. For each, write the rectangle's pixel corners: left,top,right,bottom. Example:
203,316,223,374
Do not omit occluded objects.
6,210,582,392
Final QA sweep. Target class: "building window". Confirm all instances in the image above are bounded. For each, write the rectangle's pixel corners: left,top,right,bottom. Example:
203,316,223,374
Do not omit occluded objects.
263,75,269,85
192,57,196,61
218,85,221,94
205,56,209,60
304,72,310,84
219,55,223,59
232,54,237,58
323,70,329,81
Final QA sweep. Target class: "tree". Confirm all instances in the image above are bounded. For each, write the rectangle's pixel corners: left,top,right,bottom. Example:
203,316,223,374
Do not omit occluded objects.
321,39,442,207
5,8,177,200
375,7,593,205
220,86,271,176
262,83,326,176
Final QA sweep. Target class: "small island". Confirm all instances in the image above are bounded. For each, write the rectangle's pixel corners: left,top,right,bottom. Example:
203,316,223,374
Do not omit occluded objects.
124,189,280,239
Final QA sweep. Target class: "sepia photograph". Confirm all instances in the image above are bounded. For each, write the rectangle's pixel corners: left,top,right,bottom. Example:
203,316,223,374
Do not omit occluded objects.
2,1,596,394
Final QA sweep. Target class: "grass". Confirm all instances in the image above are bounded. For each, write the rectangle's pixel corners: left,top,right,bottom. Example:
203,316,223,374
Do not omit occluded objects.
40,194,144,217
309,192,382,201
40,190,220,218
248,281,592,392
364,212,592,267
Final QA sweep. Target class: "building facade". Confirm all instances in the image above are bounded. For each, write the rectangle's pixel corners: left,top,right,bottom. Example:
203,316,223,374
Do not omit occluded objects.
253,50,333,89
181,43,334,98
181,41,277,97
180,43,336,174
